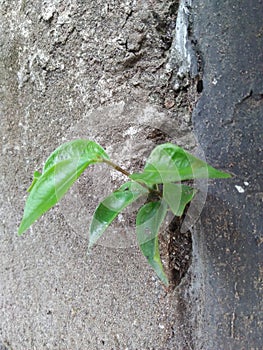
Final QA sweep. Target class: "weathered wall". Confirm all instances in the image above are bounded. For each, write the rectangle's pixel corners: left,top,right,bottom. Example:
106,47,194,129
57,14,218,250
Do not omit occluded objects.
0,1,199,349
1,0,261,349
191,1,263,348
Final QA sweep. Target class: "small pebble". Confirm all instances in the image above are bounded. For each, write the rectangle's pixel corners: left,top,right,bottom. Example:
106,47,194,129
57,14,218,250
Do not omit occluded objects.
235,185,245,193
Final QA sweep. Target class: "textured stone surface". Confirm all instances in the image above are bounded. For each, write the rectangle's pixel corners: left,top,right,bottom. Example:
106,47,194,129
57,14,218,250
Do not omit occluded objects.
191,1,263,349
2,0,261,349
0,1,199,349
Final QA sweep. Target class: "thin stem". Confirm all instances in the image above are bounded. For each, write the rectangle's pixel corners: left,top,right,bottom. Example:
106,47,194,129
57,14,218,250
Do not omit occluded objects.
101,158,162,197
102,159,131,177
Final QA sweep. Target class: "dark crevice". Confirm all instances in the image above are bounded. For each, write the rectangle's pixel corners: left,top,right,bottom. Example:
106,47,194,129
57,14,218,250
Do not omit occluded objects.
167,211,192,289
160,206,192,291
187,9,204,80
196,79,203,93
155,3,207,290
145,128,192,290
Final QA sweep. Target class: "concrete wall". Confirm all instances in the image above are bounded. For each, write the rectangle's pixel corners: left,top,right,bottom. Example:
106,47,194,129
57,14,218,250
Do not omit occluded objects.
1,0,262,349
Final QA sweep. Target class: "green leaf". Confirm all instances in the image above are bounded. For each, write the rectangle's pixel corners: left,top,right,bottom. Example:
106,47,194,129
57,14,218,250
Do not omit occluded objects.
163,183,197,216
130,143,231,185
89,182,148,249
18,140,109,235
43,139,109,173
136,201,169,286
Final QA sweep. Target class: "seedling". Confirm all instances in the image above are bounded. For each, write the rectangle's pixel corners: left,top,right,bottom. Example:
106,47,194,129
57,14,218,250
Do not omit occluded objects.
18,140,231,286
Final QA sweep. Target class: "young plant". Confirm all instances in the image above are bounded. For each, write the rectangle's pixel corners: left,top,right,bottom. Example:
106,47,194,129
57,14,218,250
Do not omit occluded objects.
18,140,231,286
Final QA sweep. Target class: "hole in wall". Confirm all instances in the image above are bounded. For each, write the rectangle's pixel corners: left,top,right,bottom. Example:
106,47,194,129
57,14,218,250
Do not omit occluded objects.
196,79,203,93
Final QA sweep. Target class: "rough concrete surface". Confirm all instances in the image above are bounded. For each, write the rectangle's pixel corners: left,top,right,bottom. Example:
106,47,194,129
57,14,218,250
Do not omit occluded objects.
0,1,201,349
1,0,262,349
191,1,263,349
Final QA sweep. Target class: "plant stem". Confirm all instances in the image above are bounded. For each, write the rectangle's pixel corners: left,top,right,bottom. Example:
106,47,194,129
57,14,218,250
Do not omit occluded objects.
102,159,131,177
101,158,162,196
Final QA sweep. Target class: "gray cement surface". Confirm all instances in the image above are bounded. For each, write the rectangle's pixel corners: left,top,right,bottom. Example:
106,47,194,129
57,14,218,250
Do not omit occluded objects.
1,0,262,349
191,0,263,348
0,1,199,349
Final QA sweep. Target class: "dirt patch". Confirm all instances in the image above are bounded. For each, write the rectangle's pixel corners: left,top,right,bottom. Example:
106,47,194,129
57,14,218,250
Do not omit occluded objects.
159,207,192,290
168,216,192,289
